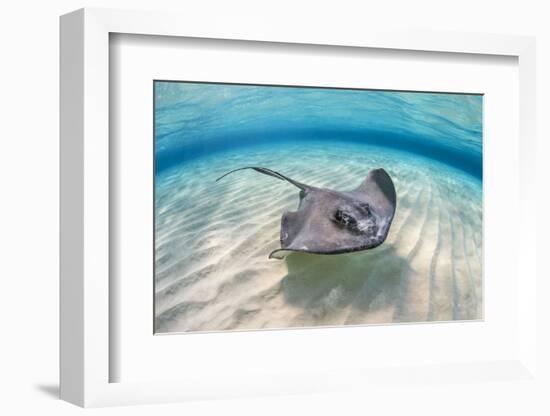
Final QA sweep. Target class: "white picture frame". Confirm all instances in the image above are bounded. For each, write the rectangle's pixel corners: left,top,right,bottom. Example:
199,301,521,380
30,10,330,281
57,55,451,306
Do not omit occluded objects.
60,7,538,407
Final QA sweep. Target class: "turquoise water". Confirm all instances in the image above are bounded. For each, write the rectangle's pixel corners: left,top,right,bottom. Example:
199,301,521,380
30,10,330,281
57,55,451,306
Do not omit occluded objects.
154,82,483,333
155,82,482,179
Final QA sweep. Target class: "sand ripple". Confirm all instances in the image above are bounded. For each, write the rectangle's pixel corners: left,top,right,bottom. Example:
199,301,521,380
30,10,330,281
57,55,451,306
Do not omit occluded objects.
155,142,483,333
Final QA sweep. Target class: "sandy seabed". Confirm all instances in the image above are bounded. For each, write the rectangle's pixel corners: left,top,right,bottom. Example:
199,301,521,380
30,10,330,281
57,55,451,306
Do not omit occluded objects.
154,142,482,333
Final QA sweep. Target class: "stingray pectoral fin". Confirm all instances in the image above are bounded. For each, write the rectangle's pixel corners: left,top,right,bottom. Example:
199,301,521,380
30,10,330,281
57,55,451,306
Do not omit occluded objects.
268,248,324,259
268,249,293,260
280,210,304,249
355,168,396,214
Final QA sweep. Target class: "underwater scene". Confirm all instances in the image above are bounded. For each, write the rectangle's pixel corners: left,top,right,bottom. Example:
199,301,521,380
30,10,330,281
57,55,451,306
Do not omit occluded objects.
154,81,483,333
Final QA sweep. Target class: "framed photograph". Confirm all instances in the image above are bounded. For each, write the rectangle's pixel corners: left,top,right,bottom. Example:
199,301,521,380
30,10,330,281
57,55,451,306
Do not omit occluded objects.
60,8,538,407
152,80,483,334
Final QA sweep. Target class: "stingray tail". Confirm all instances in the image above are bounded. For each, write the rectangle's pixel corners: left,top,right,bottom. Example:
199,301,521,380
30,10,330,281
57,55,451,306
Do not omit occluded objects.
215,167,307,190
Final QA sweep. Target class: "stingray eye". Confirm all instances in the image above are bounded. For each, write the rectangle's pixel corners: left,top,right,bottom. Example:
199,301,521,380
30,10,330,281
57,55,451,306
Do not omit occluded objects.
359,203,372,217
333,209,358,229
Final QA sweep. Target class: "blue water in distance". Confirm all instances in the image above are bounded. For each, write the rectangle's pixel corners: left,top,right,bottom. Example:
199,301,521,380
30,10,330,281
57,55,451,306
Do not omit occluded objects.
154,82,482,181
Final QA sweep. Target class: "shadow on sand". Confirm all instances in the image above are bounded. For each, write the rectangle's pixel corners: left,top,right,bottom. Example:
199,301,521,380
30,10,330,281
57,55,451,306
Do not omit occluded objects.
280,245,409,324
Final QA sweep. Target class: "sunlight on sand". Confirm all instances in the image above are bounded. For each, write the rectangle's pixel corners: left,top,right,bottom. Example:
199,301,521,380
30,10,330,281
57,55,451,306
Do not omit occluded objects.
155,142,482,333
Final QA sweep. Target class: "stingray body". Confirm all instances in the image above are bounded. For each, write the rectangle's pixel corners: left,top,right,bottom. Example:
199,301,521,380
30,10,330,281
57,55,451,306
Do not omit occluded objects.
216,167,397,259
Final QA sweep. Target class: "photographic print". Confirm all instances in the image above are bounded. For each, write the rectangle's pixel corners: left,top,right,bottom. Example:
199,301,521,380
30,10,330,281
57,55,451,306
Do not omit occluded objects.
154,81,482,333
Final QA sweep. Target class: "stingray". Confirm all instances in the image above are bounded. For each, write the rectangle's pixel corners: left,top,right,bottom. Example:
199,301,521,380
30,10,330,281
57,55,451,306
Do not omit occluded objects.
216,167,396,259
